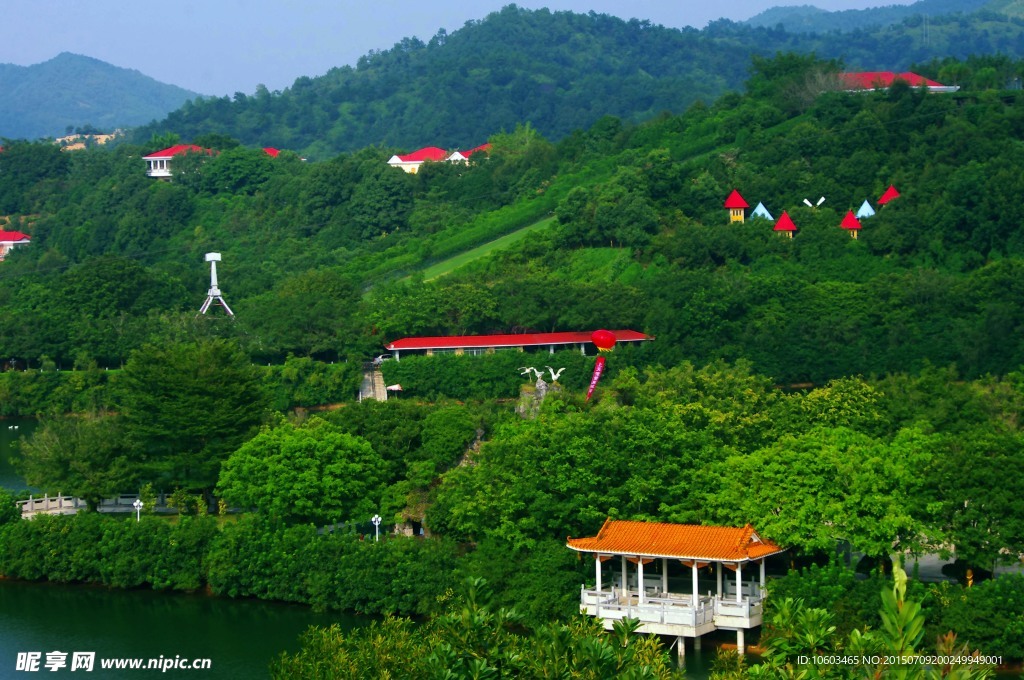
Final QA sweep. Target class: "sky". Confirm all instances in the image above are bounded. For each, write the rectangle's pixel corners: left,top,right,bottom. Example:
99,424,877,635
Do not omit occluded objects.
2,0,913,97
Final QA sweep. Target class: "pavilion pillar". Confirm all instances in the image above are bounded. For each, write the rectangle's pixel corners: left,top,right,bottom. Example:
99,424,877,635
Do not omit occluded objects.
691,562,698,603
662,558,668,595
638,559,646,604
394,350,400,362
737,629,745,656
621,555,628,592
716,562,722,599
736,563,743,603
677,636,685,668
759,560,766,598
595,556,602,593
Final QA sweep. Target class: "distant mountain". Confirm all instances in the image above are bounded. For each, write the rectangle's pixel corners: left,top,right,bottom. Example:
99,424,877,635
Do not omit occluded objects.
744,0,991,33
0,53,200,140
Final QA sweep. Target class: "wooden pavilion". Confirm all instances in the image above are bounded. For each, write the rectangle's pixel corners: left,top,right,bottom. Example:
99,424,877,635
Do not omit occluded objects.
567,519,785,659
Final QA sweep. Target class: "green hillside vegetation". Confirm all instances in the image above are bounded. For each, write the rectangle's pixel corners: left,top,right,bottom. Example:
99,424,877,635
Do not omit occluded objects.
0,53,199,140
744,0,991,33
130,5,1024,159
3,52,1024,672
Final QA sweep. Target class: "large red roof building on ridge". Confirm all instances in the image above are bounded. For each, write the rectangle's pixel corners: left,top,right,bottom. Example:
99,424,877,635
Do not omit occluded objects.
841,72,959,93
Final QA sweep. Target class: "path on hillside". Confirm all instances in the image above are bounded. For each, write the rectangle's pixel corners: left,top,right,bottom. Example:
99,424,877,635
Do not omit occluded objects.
416,215,556,282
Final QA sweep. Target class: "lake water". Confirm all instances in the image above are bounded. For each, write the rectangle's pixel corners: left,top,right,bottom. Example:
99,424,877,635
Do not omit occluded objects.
0,416,36,492
0,578,365,679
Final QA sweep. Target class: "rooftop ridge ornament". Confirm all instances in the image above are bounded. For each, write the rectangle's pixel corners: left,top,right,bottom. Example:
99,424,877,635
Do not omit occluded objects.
198,252,235,317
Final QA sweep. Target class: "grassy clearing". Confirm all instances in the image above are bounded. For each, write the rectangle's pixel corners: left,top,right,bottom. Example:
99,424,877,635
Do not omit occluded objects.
419,215,557,281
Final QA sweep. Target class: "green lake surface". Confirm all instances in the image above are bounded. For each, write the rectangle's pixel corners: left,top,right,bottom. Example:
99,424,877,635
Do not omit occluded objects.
0,578,365,679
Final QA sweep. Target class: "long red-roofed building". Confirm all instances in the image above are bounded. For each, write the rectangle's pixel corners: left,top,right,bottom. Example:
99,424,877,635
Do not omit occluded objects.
568,518,785,655
383,330,652,360
841,72,959,93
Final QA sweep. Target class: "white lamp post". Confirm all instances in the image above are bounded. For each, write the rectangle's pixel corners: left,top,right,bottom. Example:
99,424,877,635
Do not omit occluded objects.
132,498,143,522
371,514,382,542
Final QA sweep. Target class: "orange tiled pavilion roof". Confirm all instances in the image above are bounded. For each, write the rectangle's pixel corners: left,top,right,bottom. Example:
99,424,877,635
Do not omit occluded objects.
567,519,785,562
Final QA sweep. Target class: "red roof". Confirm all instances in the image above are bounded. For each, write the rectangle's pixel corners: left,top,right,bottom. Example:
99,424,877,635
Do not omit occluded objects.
142,144,211,159
878,184,900,205
461,143,492,158
724,189,749,209
397,146,449,163
0,230,30,242
567,518,785,562
840,210,862,230
263,147,280,157
773,211,797,232
841,72,945,89
385,330,652,351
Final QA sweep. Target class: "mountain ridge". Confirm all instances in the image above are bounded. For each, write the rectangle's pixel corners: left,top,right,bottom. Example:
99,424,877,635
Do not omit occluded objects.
0,52,199,140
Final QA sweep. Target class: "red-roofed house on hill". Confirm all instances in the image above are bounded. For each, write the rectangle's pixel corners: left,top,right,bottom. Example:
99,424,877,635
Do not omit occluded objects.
384,330,652,361
0,230,30,261
446,143,492,163
387,146,450,174
143,144,214,179
568,518,786,657
387,144,491,173
724,190,749,223
841,72,959,93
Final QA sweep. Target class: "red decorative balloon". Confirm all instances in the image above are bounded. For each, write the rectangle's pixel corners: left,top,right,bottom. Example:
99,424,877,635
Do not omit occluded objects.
591,329,617,352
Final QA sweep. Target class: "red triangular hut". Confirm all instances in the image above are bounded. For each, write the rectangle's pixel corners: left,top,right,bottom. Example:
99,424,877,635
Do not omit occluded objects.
840,210,862,239
773,211,797,238
724,190,749,223
878,185,900,206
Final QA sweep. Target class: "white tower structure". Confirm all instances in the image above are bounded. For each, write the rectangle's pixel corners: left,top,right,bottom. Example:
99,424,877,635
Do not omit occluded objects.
198,252,234,316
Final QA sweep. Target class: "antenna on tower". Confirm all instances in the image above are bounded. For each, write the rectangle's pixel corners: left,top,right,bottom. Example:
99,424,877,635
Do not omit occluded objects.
198,252,234,317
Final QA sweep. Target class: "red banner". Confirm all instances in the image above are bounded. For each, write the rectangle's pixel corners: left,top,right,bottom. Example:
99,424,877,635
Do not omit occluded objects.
585,355,606,401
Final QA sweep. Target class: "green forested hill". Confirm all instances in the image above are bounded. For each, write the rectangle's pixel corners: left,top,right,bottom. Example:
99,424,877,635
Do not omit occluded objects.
5,53,1024,667
3,53,1024,386
0,53,199,140
131,4,1024,159
744,0,991,33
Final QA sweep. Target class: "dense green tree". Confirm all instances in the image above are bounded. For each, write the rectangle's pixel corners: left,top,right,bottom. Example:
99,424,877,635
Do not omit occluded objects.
216,418,386,524
14,413,135,510
704,427,938,558
116,339,270,492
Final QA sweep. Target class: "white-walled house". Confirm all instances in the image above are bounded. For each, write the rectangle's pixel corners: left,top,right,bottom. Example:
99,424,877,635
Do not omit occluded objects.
0,230,30,261
142,144,212,179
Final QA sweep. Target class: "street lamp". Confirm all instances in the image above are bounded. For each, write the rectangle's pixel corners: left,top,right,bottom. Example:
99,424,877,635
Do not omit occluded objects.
371,514,382,542
132,498,143,522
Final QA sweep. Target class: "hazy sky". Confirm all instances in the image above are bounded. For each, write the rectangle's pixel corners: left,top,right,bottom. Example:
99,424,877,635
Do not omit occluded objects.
2,0,911,96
